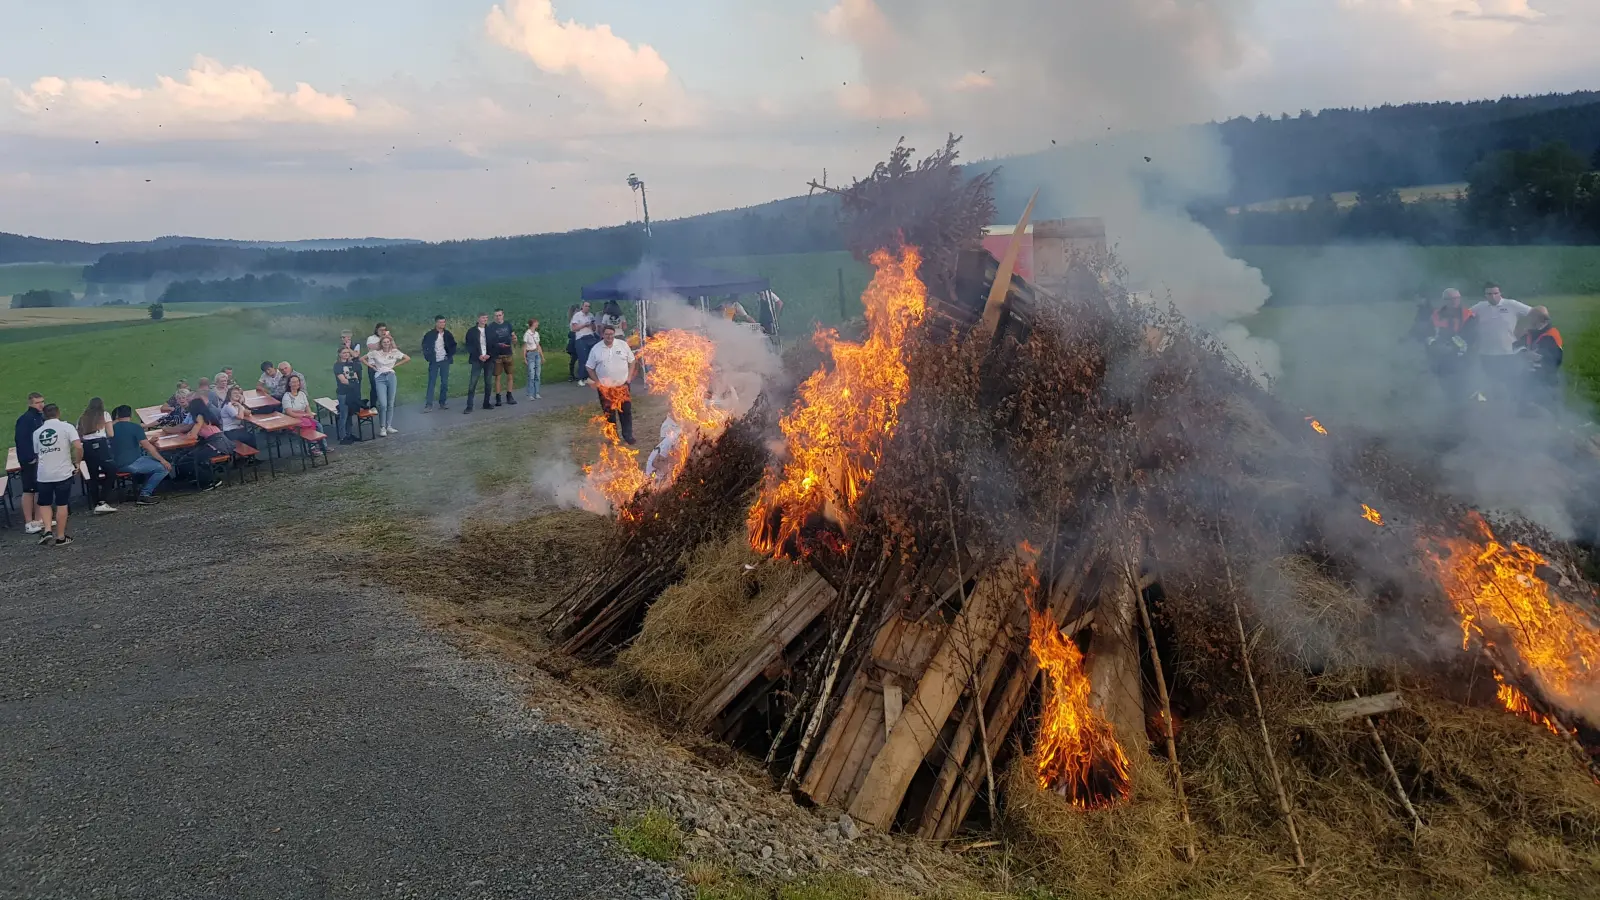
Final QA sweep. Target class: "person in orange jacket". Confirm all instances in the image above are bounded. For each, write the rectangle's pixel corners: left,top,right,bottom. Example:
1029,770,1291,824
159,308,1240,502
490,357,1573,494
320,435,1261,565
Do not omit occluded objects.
1519,305,1563,408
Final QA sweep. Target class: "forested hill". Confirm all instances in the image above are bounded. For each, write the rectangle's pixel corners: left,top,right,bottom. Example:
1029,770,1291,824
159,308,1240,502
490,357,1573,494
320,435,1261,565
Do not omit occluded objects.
1220,91,1600,204
0,233,419,266
13,90,1600,280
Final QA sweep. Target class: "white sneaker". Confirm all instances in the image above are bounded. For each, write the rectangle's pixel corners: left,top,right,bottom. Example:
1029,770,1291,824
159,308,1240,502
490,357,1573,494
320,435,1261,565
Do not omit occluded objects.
385,425,399,434
378,426,389,437
93,502,117,515
579,379,590,386
25,521,43,534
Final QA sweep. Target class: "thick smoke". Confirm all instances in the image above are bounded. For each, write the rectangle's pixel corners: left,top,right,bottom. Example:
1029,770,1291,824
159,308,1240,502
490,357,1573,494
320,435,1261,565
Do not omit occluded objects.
827,0,1275,377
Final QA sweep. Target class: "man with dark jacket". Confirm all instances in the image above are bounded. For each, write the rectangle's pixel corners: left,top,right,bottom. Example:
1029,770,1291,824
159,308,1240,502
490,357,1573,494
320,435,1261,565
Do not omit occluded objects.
487,308,518,407
463,313,495,414
14,391,46,534
420,315,457,412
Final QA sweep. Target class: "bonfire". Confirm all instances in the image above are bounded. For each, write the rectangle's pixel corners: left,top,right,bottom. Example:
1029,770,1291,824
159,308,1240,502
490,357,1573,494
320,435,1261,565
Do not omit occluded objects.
554,136,1600,898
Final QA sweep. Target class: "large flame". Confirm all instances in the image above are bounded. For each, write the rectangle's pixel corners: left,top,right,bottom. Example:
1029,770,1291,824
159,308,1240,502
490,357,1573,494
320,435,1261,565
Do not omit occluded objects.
1024,557,1132,809
579,412,648,519
1423,511,1600,723
642,329,731,485
748,246,927,556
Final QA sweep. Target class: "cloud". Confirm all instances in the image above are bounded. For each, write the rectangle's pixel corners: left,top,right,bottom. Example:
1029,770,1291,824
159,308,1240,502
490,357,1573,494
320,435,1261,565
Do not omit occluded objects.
486,0,672,105
818,0,893,45
11,56,376,127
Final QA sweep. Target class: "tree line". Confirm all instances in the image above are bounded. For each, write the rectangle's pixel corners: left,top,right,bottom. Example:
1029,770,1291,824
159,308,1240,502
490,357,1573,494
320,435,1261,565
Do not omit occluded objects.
1203,142,1600,246
156,272,417,305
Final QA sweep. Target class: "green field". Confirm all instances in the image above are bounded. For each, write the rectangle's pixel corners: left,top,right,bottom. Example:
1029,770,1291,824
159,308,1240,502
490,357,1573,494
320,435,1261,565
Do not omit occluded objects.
0,262,86,298
1235,245,1600,304
1231,183,1467,213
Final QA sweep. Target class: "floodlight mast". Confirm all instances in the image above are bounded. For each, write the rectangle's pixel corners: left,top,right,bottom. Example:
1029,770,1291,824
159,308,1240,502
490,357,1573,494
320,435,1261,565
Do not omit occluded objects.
627,174,651,238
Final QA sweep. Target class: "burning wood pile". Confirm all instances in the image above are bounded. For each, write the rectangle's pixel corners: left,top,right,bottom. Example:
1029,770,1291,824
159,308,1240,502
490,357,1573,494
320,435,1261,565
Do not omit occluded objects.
555,139,1600,891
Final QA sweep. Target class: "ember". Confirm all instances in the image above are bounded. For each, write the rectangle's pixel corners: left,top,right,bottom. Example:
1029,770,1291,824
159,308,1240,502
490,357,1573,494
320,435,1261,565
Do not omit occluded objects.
1306,417,1328,435
748,246,927,556
1361,504,1385,526
1423,511,1600,722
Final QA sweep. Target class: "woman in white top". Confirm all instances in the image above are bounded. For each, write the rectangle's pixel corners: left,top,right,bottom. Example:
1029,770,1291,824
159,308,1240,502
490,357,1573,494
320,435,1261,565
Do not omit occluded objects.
523,318,543,401
364,333,411,436
279,374,329,456
219,385,259,450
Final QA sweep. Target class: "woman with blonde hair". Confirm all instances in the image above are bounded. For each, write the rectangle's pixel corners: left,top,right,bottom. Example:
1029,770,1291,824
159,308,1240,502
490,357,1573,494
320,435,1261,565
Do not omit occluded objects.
364,332,411,436
279,374,329,457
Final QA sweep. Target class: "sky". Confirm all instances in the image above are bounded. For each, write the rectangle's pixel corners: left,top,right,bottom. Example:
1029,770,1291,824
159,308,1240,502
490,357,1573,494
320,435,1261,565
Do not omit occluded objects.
1,0,1597,243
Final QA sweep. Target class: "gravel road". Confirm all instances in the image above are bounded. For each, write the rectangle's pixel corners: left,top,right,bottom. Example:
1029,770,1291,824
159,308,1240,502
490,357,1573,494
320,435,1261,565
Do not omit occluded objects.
0,398,683,900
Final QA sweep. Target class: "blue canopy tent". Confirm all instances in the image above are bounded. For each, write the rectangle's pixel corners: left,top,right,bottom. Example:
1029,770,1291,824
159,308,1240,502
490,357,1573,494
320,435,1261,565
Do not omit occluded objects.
579,260,770,301
579,260,774,342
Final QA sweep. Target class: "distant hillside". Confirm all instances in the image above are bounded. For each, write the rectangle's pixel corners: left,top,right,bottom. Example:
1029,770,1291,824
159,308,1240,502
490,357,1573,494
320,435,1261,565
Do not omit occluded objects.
25,89,1600,283
0,233,419,266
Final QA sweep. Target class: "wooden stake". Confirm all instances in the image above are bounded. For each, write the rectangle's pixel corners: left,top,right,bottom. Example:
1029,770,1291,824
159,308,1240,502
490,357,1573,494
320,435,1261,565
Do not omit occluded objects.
1121,554,1196,862
784,573,876,789
947,492,1000,826
1352,688,1423,833
979,190,1037,336
1218,525,1307,870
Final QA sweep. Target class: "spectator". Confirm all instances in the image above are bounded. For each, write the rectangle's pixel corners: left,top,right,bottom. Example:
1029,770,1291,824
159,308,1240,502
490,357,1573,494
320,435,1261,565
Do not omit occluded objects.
275,361,304,389
161,380,192,413
333,348,365,442
31,403,82,546
565,304,581,382
257,361,286,399
523,318,544,401
337,330,362,362
464,313,495,414
211,372,232,406
75,397,117,515
571,301,598,386
586,324,637,444
600,300,628,334
365,322,390,408
181,397,229,490
757,290,784,337
218,386,259,450
221,367,236,390
110,405,174,506
280,374,330,456
364,334,410,436
419,315,457,412
489,308,518,407
13,391,46,534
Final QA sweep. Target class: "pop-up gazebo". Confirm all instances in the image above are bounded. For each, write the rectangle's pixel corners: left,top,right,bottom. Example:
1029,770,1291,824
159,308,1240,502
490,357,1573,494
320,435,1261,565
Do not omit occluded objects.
580,260,772,341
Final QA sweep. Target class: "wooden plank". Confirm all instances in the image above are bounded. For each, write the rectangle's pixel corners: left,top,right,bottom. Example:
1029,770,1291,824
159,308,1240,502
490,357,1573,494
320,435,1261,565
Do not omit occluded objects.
1293,692,1405,724
687,572,836,730
979,191,1038,336
801,613,906,804
935,658,1037,839
883,683,904,733
848,563,1014,831
1085,572,1147,754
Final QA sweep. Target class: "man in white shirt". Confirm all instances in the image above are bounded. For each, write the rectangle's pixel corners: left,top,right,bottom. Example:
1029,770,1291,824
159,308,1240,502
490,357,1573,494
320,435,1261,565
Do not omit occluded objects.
1468,282,1533,394
31,404,82,546
586,324,638,444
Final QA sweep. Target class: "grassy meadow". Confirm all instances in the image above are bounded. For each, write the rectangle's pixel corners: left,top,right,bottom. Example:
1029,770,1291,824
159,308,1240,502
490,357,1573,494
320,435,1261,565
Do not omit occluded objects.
0,262,85,297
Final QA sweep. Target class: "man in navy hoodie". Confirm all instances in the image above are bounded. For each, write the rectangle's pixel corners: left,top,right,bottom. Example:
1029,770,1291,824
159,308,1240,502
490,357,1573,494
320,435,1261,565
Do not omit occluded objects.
13,391,46,533
419,315,457,412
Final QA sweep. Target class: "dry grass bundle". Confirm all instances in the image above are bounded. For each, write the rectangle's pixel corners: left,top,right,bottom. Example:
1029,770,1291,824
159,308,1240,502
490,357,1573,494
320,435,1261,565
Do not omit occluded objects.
613,536,808,723
1253,555,1376,671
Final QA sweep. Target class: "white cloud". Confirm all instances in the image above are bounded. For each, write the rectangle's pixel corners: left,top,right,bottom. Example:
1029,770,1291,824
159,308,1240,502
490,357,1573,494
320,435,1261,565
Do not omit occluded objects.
11,56,374,127
952,72,995,91
818,0,893,45
485,0,672,105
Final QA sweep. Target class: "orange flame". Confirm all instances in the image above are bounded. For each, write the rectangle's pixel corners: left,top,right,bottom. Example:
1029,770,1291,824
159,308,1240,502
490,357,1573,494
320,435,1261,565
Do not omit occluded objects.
1422,512,1600,723
641,329,731,485
1305,417,1328,435
748,246,927,556
579,386,649,518
1494,673,1563,736
1022,555,1132,809
1362,504,1385,526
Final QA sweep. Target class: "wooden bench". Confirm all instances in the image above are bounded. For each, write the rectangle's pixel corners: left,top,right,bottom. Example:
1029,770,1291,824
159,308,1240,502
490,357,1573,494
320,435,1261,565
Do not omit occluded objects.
313,396,375,441
298,431,331,472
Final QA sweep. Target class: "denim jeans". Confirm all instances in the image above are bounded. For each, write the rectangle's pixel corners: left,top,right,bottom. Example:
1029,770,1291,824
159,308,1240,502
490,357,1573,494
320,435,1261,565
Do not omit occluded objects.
525,352,543,398
373,371,398,430
426,360,450,406
124,456,168,497
336,394,361,439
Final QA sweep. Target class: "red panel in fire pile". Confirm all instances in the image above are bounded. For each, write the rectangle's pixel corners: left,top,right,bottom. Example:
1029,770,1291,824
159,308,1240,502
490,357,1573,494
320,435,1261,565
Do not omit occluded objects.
981,229,1034,281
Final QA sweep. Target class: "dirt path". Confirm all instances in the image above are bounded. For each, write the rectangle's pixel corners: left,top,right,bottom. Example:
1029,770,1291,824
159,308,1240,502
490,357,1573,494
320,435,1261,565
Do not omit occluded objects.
0,401,682,900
